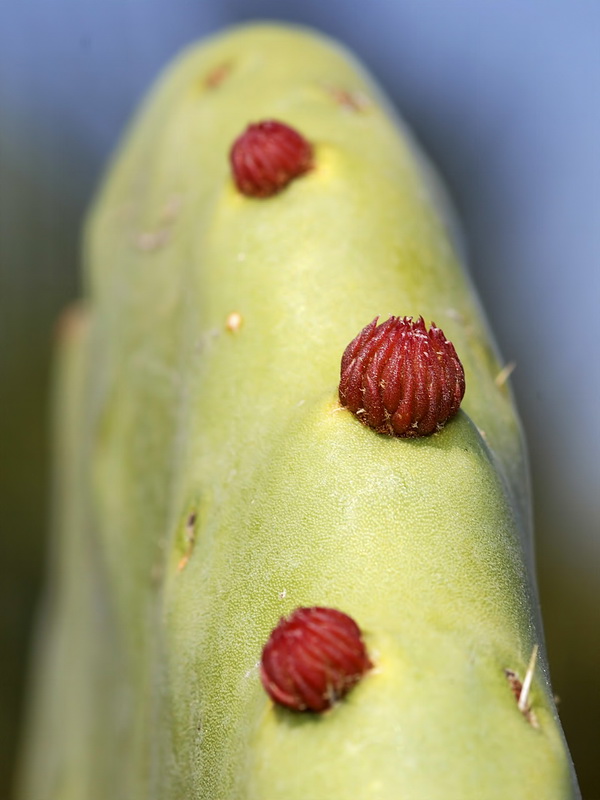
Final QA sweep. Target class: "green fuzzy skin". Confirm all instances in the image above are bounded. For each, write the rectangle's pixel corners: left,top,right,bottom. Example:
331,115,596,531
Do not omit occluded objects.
19,23,580,800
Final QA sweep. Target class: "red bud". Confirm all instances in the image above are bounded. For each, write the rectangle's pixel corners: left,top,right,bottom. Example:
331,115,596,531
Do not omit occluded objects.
339,316,465,437
230,120,313,198
260,607,372,712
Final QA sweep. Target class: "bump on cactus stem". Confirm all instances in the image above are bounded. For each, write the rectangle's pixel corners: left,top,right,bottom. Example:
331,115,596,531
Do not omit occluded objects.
225,311,243,332
260,607,372,712
205,62,232,89
339,315,465,437
230,120,313,198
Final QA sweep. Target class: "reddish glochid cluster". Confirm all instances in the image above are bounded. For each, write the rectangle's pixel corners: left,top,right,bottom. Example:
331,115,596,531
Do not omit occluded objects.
230,120,313,198
260,606,372,712
339,316,465,437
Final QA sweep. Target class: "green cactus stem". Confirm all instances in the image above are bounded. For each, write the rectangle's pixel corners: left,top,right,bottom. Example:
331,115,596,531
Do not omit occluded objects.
18,22,580,800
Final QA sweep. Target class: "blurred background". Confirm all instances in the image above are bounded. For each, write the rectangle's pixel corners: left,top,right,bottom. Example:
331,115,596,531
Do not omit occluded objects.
0,1,598,797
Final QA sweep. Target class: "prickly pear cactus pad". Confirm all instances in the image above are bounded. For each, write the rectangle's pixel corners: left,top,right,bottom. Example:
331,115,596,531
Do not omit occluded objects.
19,22,580,800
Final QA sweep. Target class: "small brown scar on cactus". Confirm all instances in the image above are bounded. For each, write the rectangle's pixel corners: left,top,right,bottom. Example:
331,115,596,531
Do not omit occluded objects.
225,311,243,333
339,316,466,437
260,607,372,713
134,194,183,251
504,644,539,727
230,120,313,198
135,228,170,252
159,193,183,223
177,511,198,572
204,62,232,89
328,86,370,112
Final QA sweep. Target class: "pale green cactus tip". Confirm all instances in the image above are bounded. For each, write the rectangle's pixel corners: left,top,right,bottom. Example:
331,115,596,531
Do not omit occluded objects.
18,21,580,800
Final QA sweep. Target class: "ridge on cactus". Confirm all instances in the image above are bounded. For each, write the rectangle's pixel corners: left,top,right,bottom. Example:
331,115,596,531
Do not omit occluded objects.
17,21,580,800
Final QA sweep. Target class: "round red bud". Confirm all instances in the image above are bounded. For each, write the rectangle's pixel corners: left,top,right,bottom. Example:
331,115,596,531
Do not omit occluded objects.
230,120,313,198
260,606,372,712
339,315,465,437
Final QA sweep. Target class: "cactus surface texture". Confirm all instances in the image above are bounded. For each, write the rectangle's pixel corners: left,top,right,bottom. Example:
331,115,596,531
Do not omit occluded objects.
19,22,580,800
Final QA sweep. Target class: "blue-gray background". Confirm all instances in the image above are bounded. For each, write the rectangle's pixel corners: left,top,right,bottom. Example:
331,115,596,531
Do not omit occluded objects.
1,1,598,797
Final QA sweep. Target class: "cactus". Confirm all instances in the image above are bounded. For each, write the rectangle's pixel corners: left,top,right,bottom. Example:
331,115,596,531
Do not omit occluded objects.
18,22,580,800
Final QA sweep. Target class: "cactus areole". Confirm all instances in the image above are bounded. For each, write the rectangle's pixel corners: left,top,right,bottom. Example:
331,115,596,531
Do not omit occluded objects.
260,606,372,712
230,119,313,197
19,22,580,800
339,315,466,437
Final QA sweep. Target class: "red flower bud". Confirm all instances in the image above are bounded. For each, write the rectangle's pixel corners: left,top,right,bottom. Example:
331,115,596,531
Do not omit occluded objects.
230,120,313,198
260,607,372,712
339,316,465,437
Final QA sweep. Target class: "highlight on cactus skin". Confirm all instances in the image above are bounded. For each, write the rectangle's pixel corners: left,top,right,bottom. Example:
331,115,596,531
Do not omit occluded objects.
17,22,581,800
260,606,372,712
230,119,313,197
339,315,466,436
